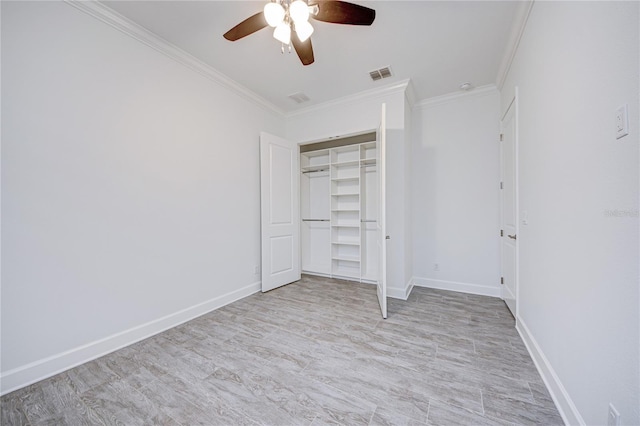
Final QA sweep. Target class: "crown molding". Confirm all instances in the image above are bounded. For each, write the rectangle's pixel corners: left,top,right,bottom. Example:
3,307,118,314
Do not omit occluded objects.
64,0,285,117
415,84,498,110
404,79,418,110
495,0,535,90
285,79,411,119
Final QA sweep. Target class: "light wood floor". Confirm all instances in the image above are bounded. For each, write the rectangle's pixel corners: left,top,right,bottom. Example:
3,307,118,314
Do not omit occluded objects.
1,275,563,425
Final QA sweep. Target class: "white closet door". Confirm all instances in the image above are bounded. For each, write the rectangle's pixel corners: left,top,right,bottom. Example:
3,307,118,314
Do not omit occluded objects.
376,104,388,319
500,96,518,317
260,132,301,292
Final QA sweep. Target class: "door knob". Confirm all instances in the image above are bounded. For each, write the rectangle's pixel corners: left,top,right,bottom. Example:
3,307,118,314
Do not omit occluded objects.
508,234,517,240
385,236,390,240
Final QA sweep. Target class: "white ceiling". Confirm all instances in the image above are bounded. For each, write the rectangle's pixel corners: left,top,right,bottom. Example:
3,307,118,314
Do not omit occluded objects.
102,0,520,112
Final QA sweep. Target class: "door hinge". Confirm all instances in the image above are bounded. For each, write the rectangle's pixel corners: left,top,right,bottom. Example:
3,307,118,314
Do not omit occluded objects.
501,277,504,285
500,133,504,141
500,181,503,189
500,229,504,237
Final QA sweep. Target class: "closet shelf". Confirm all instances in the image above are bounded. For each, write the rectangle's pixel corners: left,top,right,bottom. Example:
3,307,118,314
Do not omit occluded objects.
331,176,359,182
332,160,360,167
331,192,359,197
301,165,329,174
331,223,360,228
332,241,360,246
331,208,359,212
332,255,360,262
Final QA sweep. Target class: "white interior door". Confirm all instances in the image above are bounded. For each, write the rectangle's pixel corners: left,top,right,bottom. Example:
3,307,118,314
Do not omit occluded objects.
500,96,518,317
260,132,301,292
376,104,387,319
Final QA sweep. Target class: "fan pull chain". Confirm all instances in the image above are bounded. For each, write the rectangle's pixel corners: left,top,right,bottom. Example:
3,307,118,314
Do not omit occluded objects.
281,43,285,54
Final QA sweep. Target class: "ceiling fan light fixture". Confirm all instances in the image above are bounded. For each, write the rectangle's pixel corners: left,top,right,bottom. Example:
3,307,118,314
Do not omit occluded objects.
264,2,285,27
273,21,291,44
224,1,376,66
295,20,314,42
289,0,310,23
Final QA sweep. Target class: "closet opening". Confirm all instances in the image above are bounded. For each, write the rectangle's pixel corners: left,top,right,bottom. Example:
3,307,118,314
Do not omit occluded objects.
260,104,387,317
299,131,379,284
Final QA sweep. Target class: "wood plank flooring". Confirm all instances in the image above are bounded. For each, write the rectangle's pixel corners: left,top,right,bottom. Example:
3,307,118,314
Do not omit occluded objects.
1,275,563,425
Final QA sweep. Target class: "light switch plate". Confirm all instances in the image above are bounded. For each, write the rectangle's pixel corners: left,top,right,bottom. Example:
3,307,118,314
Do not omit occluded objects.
616,104,629,139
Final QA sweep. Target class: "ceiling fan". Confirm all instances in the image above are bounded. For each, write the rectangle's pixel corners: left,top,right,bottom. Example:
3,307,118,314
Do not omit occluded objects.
223,0,376,66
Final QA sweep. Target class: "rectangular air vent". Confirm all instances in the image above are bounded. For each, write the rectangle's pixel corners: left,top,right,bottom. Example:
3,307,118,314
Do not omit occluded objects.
288,92,311,104
369,66,393,82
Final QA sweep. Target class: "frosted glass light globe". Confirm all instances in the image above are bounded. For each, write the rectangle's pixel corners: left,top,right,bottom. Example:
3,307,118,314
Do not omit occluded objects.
295,20,314,42
289,0,310,23
264,2,285,27
273,21,291,44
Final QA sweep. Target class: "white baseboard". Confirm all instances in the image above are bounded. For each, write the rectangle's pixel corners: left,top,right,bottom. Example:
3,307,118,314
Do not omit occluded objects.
412,277,501,298
1,281,261,396
301,269,331,278
517,318,584,426
387,278,415,300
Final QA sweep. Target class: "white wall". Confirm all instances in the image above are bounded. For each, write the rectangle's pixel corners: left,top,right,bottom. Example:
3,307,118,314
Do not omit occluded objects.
1,1,283,393
501,2,639,425
412,89,501,296
286,84,413,297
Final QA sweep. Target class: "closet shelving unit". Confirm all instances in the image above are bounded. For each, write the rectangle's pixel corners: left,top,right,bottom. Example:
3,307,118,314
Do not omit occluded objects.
331,145,361,279
300,140,378,283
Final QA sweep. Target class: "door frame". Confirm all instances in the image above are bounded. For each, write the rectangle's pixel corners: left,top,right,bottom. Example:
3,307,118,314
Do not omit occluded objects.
500,88,520,318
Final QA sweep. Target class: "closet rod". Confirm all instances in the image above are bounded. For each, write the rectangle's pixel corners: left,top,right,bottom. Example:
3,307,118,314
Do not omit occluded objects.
302,168,329,174
360,164,376,168
302,219,330,222
361,220,377,223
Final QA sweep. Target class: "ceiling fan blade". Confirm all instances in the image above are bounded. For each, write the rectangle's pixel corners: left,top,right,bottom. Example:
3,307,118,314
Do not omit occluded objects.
310,1,375,26
292,35,315,66
223,12,268,41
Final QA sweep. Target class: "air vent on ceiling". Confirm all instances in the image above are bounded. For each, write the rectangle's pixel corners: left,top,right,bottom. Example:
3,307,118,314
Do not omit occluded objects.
288,92,311,104
369,66,393,82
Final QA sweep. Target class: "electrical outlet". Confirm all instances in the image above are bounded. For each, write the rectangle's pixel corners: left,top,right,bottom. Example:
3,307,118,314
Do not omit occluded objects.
608,403,620,426
434,263,440,271
254,265,260,275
